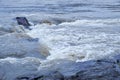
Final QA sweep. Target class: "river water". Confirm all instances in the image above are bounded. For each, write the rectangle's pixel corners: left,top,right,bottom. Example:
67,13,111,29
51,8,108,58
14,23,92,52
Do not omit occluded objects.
0,0,120,61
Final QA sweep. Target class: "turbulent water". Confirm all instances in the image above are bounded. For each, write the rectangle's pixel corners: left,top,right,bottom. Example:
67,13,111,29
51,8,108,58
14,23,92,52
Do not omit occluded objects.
1,0,120,79
0,0,120,61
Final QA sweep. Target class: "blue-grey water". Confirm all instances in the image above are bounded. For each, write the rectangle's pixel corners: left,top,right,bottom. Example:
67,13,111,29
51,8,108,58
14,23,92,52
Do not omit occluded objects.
0,0,120,19
0,0,120,61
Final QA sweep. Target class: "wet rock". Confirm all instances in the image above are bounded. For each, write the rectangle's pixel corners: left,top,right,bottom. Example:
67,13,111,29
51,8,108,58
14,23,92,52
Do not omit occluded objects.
30,17,73,25
39,18,70,25
47,71,64,80
41,20,52,25
66,62,120,80
27,38,39,42
16,17,31,30
34,59,120,80
1,58,120,80
16,77,29,80
29,71,64,80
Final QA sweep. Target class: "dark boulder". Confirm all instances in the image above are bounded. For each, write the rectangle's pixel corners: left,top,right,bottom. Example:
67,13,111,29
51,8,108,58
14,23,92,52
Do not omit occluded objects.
16,17,31,30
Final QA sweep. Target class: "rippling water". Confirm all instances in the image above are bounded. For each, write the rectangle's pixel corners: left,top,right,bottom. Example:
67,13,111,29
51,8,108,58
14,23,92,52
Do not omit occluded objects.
0,0,120,18
0,0,120,61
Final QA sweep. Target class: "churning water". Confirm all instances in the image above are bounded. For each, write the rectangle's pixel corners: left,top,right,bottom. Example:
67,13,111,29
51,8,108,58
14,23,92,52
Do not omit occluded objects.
0,0,120,61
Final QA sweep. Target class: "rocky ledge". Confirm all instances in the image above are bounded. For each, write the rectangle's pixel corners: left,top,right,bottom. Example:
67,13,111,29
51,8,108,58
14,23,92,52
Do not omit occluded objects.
14,59,120,80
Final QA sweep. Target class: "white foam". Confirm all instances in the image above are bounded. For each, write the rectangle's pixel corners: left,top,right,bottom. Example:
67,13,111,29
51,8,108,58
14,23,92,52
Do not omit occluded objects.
60,19,120,26
27,19,120,61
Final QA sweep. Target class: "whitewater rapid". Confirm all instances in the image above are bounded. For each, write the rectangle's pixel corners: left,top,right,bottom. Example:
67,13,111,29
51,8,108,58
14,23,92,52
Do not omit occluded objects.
26,18,120,62
0,0,120,79
0,11,120,80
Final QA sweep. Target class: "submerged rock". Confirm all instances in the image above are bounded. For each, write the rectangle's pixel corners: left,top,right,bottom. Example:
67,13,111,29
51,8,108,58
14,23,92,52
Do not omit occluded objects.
0,25,26,35
0,33,50,59
30,17,73,25
0,31,9,35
